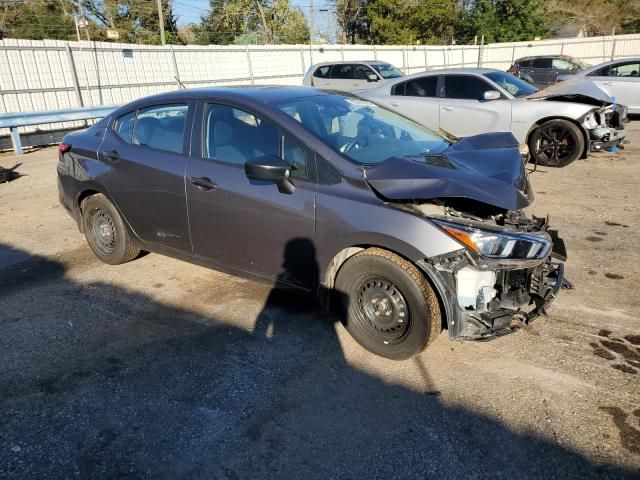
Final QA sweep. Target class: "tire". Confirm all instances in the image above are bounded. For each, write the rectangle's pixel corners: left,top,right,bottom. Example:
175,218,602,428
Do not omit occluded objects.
81,193,140,265
528,119,585,168
334,248,441,360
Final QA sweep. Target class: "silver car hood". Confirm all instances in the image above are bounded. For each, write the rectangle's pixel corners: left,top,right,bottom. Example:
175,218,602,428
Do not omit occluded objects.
525,79,612,105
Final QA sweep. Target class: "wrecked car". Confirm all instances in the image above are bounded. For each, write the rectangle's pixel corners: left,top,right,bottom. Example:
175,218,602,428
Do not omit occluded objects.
58,87,566,360
362,68,627,167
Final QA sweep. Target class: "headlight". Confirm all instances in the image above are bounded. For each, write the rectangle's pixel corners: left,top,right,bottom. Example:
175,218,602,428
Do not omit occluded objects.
432,219,551,260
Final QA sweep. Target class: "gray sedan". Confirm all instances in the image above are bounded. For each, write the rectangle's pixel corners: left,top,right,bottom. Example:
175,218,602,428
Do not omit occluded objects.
362,68,627,167
57,87,565,359
557,58,640,114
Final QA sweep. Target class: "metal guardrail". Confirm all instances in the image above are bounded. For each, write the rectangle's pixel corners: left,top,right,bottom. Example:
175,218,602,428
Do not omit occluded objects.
0,106,116,155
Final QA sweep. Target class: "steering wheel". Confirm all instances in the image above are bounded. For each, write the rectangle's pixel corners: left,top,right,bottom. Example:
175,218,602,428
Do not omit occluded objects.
340,136,367,153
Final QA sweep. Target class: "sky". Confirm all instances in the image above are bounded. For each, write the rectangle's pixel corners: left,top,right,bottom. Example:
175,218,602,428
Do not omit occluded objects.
172,0,332,26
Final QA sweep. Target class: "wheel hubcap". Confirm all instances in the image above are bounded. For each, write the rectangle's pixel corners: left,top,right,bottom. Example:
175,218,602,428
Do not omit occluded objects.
89,209,117,255
356,277,410,343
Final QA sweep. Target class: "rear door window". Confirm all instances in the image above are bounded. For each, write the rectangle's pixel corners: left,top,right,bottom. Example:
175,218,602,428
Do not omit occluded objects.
532,58,552,68
518,59,533,68
404,77,438,97
443,75,492,100
331,64,354,79
132,104,188,154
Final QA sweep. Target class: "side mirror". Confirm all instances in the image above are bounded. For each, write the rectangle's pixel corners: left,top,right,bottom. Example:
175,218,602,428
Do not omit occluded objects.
367,73,379,82
245,155,295,194
483,90,501,101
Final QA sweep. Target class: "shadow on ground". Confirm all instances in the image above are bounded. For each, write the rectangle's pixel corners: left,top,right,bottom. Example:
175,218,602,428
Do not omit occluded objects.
0,243,635,479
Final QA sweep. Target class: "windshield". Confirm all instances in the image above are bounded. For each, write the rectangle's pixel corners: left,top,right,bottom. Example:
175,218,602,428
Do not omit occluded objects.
275,94,450,165
483,71,538,97
371,64,404,79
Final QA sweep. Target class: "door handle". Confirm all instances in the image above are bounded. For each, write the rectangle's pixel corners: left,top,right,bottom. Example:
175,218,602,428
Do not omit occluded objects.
190,176,217,191
390,102,399,107
442,106,454,111
103,150,120,162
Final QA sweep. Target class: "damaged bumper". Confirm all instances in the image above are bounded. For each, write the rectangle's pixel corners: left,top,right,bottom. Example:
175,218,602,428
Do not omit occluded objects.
418,218,567,341
584,104,628,153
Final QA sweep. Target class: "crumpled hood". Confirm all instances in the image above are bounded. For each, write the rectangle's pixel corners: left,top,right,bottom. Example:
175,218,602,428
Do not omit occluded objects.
364,132,531,211
525,78,612,105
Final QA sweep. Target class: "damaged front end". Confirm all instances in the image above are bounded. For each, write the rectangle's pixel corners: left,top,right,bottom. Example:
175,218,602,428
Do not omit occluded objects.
415,204,567,340
581,103,628,153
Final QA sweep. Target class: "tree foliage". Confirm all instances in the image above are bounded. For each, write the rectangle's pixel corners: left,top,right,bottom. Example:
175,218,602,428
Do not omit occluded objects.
548,0,640,36
462,0,549,43
194,0,309,45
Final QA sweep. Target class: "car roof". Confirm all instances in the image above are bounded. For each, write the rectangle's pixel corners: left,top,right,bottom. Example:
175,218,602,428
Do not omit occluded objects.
116,86,338,111
311,60,391,67
581,57,640,72
515,54,576,62
388,67,501,81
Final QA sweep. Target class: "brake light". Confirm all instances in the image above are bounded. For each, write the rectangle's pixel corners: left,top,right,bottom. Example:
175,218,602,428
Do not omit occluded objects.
58,143,71,153
508,65,519,74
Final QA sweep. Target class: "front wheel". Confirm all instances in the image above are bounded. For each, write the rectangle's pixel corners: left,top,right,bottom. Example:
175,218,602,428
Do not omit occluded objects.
81,194,140,265
529,119,585,167
334,248,441,360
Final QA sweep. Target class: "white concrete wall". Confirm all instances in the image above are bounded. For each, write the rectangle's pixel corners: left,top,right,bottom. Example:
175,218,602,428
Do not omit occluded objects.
1,33,639,136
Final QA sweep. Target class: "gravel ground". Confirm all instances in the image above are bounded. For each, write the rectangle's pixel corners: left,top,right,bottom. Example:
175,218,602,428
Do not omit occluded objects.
1,121,639,479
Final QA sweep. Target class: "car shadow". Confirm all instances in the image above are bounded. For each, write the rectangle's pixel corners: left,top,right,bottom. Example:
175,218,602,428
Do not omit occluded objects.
0,242,635,479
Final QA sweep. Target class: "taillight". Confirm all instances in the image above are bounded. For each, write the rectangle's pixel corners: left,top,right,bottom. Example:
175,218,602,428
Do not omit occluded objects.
58,143,71,153
508,65,518,74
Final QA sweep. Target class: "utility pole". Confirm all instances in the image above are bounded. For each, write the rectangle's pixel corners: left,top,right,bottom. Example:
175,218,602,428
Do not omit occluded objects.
309,0,314,45
157,0,166,46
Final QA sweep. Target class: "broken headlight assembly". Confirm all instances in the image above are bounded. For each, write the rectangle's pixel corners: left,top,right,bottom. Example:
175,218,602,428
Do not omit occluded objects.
430,218,552,268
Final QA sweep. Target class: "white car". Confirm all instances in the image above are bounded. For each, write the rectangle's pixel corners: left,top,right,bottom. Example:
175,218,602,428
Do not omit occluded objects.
362,68,628,167
302,61,404,92
557,58,640,114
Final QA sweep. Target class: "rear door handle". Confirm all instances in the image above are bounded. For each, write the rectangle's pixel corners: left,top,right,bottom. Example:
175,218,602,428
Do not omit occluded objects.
390,102,399,107
190,176,217,191
103,150,120,162
442,106,454,111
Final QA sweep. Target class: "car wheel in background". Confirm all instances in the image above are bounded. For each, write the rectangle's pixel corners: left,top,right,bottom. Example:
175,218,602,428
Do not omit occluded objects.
81,193,140,265
335,248,441,360
529,119,585,167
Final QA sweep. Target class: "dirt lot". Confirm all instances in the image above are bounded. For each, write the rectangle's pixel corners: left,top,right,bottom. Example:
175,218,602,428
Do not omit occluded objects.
1,122,639,479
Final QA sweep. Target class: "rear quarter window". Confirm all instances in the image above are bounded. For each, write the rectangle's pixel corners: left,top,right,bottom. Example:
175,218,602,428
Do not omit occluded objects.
113,111,135,143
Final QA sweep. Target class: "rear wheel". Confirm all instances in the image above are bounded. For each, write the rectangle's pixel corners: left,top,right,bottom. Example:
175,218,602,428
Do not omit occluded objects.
82,194,139,265
334,248,441,360
529,119,584,167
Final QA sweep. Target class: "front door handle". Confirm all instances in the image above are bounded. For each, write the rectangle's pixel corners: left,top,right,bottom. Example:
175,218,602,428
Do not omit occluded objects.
390,102,399,107
442,106,454,111
103,150,120,162
190,176,218,191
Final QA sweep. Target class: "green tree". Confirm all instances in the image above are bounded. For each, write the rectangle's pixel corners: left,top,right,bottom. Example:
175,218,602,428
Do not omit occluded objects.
0,0,78,40
334,0,368,44
366,0,463,45
195,0,308,45
463,0,549,43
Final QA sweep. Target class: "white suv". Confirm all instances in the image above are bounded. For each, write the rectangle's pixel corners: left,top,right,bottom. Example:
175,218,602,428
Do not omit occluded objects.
302,61,404,92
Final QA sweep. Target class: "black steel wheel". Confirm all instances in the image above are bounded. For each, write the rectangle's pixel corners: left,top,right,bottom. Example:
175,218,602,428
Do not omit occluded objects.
81,194,140,265
334,248,441,360
529,119,584,168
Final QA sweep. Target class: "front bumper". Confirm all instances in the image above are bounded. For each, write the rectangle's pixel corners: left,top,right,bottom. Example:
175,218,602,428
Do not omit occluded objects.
589,125,627,153
418,223,568,341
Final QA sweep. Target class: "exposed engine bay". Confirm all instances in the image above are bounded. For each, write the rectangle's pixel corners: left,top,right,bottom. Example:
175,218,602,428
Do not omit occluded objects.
581,103,628,152
406,199,568,341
